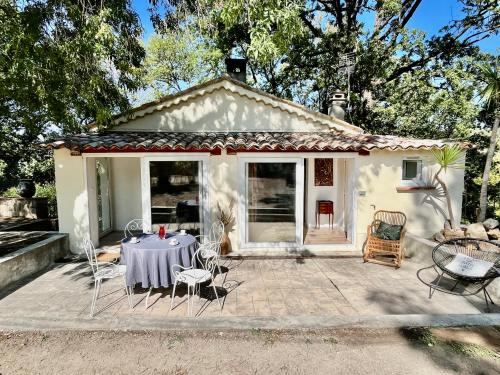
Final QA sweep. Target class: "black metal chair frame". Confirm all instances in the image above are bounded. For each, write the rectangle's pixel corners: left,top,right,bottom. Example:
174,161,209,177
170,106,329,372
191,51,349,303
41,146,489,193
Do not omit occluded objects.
417,238,500,311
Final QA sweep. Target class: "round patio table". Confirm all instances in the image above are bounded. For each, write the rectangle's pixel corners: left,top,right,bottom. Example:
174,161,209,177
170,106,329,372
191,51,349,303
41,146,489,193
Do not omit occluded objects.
120,233,198,288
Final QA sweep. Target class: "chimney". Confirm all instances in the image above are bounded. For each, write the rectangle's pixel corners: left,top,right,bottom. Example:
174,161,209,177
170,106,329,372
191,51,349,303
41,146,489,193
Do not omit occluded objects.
328,90,346,120
225,58,247,83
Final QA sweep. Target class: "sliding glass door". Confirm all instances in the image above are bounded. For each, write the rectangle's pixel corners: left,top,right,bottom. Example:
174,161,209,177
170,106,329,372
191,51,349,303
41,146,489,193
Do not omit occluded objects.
142,157,207,236
242,158,303,246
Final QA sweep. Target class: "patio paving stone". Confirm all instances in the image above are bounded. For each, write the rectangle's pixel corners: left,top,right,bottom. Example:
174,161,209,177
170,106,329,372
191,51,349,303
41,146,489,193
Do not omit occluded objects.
0,256,498,322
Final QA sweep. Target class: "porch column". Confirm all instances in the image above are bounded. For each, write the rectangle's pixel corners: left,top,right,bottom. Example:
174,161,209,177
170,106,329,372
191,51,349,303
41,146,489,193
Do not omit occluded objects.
54,149,91,254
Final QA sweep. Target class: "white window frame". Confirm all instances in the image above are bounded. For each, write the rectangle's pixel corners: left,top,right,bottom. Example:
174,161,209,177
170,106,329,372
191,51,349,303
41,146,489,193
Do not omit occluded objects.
238,156,304,249
141,155,210,236
401,157,424,185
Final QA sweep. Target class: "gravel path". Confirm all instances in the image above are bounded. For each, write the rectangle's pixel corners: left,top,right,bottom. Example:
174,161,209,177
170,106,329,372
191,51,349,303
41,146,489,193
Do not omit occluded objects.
0,328,498,374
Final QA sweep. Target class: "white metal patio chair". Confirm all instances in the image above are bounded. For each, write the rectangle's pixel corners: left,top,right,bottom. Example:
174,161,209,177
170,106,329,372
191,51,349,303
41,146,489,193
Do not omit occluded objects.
83,237,132,317
170,243,222,317
124,219,144,239
195,220,225,276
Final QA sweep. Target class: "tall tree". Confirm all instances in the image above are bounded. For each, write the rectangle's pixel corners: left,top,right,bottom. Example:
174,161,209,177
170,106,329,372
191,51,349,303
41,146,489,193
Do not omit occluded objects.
143,29,222,98
477,61,500,222
0,0,145,188
148,0,499,130
373,55,482,138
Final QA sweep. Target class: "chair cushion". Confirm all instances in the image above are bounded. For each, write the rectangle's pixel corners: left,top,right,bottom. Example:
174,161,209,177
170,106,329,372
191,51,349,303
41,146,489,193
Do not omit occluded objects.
444,253,494,278
95,264,126,279
96,252,120,263
374,221,403,240
178,269,212,285
201,249,217,258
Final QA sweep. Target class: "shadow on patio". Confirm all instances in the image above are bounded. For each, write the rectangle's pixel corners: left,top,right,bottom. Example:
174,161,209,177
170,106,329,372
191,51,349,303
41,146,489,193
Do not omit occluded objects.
0,255,498,320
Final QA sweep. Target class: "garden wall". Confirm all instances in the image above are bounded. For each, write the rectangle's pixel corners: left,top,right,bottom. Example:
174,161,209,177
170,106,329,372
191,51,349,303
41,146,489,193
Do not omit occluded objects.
0,197,49,219
0,233,68,290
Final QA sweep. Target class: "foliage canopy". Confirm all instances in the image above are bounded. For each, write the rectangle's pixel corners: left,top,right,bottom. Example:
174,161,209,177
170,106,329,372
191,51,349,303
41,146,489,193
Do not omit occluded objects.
0,0,145,189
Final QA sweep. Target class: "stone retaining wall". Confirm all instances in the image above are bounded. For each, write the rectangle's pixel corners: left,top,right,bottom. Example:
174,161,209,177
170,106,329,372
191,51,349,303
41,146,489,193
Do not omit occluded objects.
0,198,49,219
0,232,68,290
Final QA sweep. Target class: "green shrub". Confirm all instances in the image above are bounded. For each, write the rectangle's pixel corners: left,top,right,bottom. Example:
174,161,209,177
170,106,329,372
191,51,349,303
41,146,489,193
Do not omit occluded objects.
2,186,19,198
35,183,57,218
0,160,7,189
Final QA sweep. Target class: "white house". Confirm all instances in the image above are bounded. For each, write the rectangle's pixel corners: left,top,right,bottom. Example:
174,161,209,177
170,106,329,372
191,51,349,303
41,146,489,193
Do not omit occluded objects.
44,74,465,255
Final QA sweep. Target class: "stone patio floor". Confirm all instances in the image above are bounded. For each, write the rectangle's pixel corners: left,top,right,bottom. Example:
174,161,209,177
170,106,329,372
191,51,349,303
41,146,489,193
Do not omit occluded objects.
0,254,498,322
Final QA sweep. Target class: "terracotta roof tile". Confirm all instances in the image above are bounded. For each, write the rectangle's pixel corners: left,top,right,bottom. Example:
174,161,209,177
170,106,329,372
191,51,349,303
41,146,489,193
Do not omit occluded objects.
41,131,465,152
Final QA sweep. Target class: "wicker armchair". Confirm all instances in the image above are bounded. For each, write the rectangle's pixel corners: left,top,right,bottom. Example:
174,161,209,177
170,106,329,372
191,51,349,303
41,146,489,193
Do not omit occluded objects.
363,210,407,268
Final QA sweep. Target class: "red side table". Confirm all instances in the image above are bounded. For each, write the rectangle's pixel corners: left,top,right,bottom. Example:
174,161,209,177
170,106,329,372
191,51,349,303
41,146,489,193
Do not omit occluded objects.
316,200,334,229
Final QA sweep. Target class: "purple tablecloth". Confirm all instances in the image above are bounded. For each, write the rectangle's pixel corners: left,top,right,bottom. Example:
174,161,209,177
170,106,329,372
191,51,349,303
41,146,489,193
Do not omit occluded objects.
120,233,198,288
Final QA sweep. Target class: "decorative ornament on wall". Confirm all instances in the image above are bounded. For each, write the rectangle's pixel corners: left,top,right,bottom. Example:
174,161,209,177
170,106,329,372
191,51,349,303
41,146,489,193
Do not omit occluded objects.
314,158,334,186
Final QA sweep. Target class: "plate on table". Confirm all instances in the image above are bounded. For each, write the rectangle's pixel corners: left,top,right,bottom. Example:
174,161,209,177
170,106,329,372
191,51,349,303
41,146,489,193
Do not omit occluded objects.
168,239,180,246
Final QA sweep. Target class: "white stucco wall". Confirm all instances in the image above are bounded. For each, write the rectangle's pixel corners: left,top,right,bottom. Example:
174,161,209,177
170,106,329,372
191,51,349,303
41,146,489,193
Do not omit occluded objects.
207,151,240,251
109,73,370,134
110,158,142,230
355,149,465,248
54,148,465,254
54,148,88,253
115,89,331,133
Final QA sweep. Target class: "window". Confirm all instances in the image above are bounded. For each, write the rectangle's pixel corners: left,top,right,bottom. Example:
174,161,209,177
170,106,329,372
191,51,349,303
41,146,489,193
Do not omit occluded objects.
402,159,422,180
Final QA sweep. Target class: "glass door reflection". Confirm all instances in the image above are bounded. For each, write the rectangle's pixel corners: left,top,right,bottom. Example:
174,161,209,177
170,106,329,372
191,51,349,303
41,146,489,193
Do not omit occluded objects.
246,162,297,243
149,161,201,235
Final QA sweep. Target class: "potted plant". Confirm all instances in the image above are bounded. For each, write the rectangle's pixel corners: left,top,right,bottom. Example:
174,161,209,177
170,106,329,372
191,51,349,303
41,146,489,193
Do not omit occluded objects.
17,179,36,198
217,199,235,255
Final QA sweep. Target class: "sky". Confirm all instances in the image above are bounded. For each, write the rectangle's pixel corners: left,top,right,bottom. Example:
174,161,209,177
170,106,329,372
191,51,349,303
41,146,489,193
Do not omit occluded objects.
132,0,498,54
403,0,498,53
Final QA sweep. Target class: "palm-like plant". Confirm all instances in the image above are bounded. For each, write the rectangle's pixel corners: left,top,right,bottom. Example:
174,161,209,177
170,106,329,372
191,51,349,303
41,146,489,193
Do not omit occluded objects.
432,145,465,229
477,62,500,222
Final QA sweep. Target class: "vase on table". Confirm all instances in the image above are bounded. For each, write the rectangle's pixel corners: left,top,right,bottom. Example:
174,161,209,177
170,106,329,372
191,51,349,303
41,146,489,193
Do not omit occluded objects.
158,225,166,239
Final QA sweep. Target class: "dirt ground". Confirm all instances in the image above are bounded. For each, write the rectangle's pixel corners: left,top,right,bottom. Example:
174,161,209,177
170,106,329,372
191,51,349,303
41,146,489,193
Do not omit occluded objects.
0,327,498,375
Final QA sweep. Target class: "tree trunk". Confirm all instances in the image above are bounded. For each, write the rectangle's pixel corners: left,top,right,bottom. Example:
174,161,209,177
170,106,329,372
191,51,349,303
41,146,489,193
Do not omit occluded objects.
435,167,457,229
478,115,499,222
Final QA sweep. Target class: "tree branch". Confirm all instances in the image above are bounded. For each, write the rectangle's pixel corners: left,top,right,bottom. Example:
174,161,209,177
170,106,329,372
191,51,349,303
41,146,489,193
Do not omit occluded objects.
384,54,435,83
331,0,344,31
400,0,422,29
377,0,422,42
299,11,322,38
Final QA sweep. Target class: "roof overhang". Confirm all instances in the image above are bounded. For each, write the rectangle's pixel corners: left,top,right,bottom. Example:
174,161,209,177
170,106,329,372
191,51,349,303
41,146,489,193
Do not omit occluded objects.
41,131,469,155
